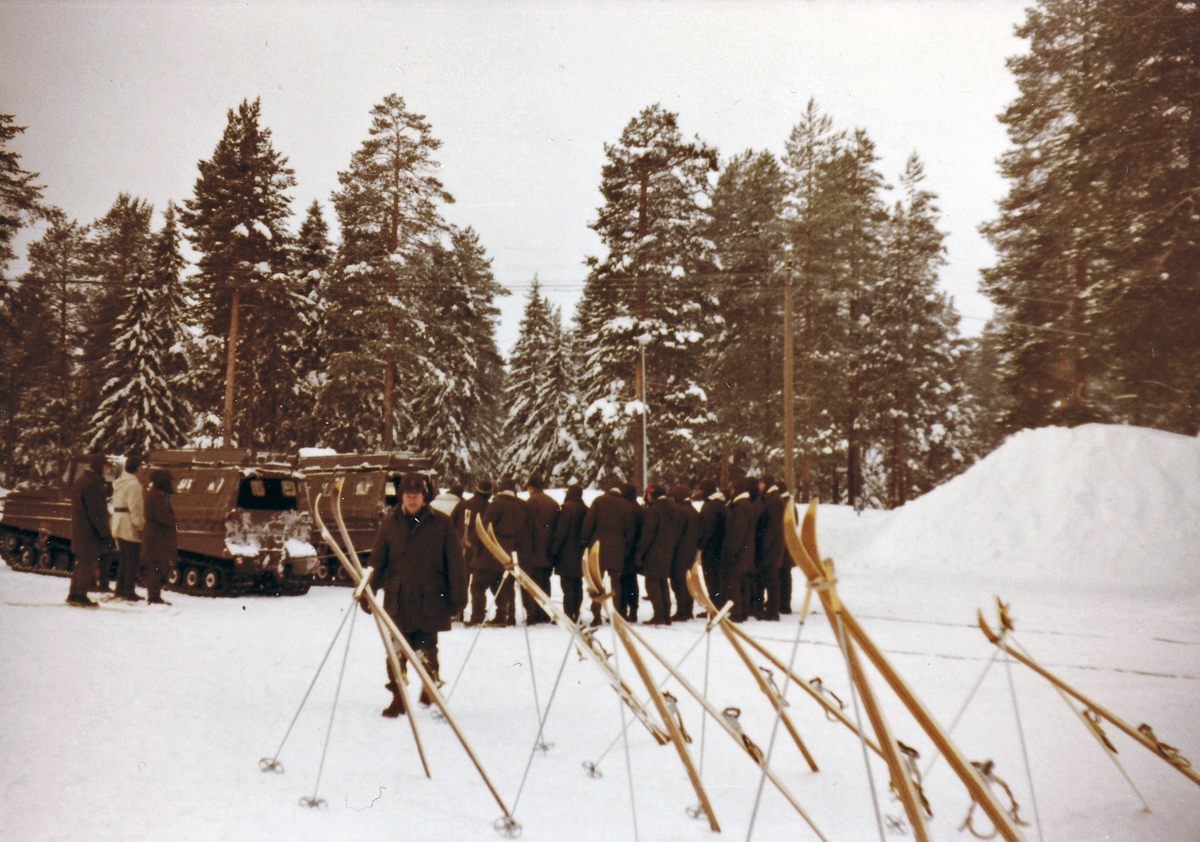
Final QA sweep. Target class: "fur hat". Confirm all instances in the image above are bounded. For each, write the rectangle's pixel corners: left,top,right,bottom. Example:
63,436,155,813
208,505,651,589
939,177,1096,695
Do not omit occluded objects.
475,479,494,496
398,473,427,494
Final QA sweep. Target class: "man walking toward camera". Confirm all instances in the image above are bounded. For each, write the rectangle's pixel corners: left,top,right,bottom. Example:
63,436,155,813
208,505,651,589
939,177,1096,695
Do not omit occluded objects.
366,473,467,718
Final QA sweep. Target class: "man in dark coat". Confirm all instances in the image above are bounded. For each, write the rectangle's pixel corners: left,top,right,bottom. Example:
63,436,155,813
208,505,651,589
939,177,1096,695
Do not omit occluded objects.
747,476,766,617
619,483,643,621
755,478,789,621
697,479,726,610
366,472,468,718
141,468,177,605
580,480,636,627
523,476,559,624
669,484,702,621
464,480,506,626
549,484,587,622
479,477,531,626
720,478,757,622
67,454,114,607
635,484,685,625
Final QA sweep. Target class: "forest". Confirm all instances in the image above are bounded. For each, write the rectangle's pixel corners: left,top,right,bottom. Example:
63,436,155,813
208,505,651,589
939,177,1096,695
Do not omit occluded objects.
0,0,1195,506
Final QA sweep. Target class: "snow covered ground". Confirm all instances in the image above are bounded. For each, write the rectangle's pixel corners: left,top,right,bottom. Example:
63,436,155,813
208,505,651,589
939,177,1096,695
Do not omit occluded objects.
2,425,1198,841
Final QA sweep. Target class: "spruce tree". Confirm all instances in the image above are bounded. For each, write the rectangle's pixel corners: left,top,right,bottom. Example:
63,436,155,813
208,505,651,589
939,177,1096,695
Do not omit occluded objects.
280,200,332,447
499,280,581,484
181,98,297,449
0,114,45,277
576,104,718,486
86,266,190,454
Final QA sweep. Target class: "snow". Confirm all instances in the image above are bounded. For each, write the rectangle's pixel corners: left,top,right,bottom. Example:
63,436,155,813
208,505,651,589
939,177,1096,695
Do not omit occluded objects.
2,424,1199,841
285,538,317,559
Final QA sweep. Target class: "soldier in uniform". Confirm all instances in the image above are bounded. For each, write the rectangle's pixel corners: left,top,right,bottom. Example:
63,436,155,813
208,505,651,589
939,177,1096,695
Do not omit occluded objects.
669,484,702,621
697,479,726,609
720,478,757,622
755,477,789,621
635,484,685,625
550,484,587,623
523,476,559,624
366,472,467,718
463,480,504,626
66,454,114,607
581,480,636,627
479,477,531,625
619,483,643,621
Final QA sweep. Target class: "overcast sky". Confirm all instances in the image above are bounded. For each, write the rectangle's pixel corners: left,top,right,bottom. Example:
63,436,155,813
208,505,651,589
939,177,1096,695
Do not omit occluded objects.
2,0,1028,354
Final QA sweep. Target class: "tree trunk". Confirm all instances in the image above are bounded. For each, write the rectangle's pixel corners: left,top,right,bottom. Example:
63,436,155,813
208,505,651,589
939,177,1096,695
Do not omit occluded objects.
223,288,241,448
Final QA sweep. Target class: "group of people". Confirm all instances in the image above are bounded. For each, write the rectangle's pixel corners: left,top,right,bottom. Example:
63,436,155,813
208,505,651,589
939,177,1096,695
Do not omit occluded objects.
412,472,797,632
361,470,798,719
66,454,177,608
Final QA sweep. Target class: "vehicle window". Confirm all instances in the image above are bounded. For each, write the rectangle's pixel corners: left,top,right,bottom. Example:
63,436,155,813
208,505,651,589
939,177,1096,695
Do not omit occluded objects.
354,479,372,496
177,477,194,492
236,477,299,511
250,479,266,497
281,480,296,497
206,478,225,493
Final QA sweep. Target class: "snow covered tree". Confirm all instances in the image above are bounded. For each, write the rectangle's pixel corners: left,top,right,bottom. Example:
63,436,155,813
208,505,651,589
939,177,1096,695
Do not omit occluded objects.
85,265,190,454
499,279,582,484
406,227,507,481
0,114,47,484
181,97,298,449
79,193,154,423
322,93,453,451
864,154,975,506
704,149,788,482
10,212,89,482
575,104,718,486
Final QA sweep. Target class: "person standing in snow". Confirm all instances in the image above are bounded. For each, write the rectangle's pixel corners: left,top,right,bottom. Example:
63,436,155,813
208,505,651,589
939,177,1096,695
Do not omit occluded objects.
754,477,788,621
110,455,145,602
550,484,587,623
635,484,685,625
430,481,466,534
464,480,511,626
619,483,644,621
479,477,532,625
66,454,115,608
670,484,702,621
365,472,467,718
580,479,636,627
697,479,726,609
523,476,559,624
721,478,757,623
141,468,177,605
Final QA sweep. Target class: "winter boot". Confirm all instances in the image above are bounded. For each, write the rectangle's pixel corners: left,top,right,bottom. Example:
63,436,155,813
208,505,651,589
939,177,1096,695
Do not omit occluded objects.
381,689,406,718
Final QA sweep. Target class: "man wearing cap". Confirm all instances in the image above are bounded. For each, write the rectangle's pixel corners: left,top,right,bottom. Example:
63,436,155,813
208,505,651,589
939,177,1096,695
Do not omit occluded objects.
720,478,757,623
580,479,636,626
635,484,685,625
550,484,587,623
523,476,559,625
479,477,532,625
366,472,468,718
67,454,115,607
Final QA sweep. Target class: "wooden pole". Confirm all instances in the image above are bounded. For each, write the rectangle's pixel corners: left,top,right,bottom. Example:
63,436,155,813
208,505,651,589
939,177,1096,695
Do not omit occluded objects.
223,287,241,448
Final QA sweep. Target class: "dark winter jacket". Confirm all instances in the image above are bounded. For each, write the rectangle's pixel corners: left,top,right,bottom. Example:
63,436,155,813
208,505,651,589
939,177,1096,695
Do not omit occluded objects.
673,498,703,579
71,467,113,560
462,493,492,571
581,489,636,577
698,494,726,569
368,504,467,635
525,489,560,570
550,493,587,579
141,473,177,565
621,485,644,574
757,488,790,572
721,493,757,576
636,496,685,580
480,491,532,569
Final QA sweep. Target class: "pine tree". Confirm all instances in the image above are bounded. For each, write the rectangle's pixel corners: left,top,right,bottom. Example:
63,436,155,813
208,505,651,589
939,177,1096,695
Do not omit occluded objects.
0,114,47,484
12,212,89,481
779,101,849,500
323,93,453,452
181,98,297,449
499,280,581,484
576,104,718,486
86,265,190,454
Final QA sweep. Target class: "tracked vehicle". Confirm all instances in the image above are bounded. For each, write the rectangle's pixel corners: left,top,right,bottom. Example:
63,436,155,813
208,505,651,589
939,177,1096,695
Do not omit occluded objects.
0,456,121,580
297,451,433,585
147,449,318,596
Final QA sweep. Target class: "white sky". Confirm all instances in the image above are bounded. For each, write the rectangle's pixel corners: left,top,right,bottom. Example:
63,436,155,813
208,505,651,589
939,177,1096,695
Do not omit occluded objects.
1,0,1028,354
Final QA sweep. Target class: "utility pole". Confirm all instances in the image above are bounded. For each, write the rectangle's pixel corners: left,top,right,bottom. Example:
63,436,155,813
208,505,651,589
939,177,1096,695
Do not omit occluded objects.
383,310,395,449
633,166,650,493
222,288,241,448
782,263,796,495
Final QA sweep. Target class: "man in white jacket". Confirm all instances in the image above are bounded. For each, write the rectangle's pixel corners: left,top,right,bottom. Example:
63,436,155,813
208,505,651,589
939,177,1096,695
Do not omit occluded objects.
110,455,146,601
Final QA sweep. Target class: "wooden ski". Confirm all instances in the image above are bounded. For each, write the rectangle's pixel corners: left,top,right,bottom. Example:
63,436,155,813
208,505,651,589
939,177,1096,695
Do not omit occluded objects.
312,485,516,826
473,517,671,745
979,603,1199,788
582,544,721,832
784,500,1027,842
685,558,819,771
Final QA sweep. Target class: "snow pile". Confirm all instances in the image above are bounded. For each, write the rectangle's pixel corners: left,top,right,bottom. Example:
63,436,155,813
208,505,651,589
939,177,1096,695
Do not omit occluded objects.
846,424,1200,592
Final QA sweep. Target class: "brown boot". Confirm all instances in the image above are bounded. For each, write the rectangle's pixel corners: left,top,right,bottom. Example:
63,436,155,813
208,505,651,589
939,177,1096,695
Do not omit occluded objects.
382,690,406,718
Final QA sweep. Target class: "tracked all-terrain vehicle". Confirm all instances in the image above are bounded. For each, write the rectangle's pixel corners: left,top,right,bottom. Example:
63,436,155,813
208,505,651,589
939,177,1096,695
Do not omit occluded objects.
149,449,318,596
297,451,433,586
0,456,122,580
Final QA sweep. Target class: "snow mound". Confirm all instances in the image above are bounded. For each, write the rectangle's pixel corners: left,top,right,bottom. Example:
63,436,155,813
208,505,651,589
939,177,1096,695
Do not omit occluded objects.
847,424,1200,592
